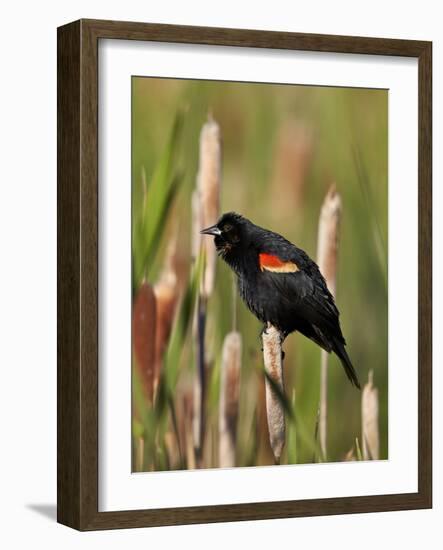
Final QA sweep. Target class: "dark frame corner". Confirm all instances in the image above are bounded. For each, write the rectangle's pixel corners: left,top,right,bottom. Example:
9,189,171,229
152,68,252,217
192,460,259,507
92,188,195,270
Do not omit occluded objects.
57,19,432,531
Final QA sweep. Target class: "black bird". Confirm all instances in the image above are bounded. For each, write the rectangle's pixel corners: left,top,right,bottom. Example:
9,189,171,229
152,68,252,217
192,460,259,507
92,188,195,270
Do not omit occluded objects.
201,212,360,389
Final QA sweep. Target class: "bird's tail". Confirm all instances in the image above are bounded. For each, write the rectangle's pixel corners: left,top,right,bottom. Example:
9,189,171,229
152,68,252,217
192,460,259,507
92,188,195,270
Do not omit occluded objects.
333,339,361,389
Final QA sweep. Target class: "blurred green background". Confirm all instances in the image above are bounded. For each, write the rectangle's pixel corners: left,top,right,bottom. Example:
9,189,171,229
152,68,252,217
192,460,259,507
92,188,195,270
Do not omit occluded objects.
132,76,388,469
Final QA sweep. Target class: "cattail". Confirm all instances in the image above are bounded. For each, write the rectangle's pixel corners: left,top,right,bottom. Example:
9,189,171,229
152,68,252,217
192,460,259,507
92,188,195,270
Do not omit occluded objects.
362,370,380,460
317,184,342,460
133,281,157,404
317,184,341,294
256,367,275,465
197,115,222,297
192,116,222,466
153,237,179,398
219,332,242,467
271,121,313,216
191,189,202,261
154,277,176,370
262,323,286,463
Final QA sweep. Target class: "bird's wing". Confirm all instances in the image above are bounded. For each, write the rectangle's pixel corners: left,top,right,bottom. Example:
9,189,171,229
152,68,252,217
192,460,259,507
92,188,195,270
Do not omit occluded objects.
259,250,341,335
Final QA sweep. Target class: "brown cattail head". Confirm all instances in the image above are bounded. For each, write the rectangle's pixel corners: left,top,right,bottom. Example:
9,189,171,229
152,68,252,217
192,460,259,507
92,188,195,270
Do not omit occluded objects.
362,370,380,460
154,280,176,368
153,291,176,397
262,323,286,463
153,236,180,397
317,184,342,295
219,331,242,468
196,116,222,297
133,282,157,404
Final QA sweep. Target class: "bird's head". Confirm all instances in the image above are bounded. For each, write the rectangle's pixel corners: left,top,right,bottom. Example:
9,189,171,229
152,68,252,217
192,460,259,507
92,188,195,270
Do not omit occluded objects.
200,212,251,265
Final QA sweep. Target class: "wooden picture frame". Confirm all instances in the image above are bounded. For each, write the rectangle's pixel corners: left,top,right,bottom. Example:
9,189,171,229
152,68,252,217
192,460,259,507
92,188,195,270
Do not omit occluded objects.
57,19,432,530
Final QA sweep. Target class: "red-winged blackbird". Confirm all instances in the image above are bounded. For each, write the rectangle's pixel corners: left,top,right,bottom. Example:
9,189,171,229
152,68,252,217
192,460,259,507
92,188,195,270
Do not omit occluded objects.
201,212,360,389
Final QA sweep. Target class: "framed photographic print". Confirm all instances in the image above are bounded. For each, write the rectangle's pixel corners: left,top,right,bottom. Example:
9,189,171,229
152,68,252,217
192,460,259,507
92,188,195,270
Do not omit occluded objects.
57,19,432,530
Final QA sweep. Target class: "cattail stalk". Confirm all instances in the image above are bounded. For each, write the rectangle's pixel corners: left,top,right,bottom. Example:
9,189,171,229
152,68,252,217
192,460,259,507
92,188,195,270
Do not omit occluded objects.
179,390,196,470
262,323,286,463
317,184,342,461
193,296,206,465
256,368,275,464
135,437,145,472
192,116,222,465
362,370,380,460
219,332,242,467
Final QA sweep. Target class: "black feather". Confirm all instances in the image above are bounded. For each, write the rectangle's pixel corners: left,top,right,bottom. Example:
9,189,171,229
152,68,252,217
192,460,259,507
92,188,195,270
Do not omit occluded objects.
332,338,361,389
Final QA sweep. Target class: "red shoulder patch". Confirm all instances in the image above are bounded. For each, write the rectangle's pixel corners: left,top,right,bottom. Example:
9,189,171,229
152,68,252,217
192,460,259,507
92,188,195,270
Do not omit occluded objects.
259,253,299,273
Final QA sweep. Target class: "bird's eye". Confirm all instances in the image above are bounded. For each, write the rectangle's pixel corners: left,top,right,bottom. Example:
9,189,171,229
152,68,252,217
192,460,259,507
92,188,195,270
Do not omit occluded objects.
223,224,233,232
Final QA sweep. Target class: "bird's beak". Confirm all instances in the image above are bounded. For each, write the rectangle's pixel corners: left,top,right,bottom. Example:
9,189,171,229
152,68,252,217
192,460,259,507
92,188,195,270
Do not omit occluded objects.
200,225,222,236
